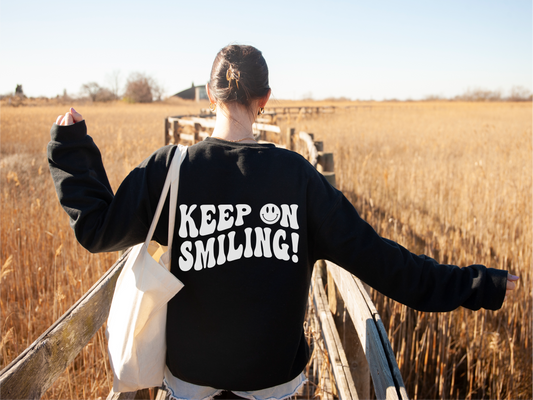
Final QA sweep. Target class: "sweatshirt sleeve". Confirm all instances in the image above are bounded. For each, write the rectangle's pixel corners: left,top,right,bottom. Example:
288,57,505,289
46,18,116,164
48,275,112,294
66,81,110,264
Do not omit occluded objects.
47,121,175,252
308,172,508,312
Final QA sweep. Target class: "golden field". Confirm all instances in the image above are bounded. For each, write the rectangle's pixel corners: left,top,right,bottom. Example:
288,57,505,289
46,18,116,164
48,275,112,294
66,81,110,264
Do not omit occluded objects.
284,101,532,399
1,99,531,399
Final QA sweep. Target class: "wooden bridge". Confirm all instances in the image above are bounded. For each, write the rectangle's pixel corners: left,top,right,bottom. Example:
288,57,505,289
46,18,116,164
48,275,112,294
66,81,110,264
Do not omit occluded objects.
0,111,408,400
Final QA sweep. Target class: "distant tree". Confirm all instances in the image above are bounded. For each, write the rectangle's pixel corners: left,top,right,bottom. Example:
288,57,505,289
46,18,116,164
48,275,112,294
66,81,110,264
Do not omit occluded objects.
123,72,162,103
81,81,122,102
61,89,73,102
455,87,502,102
152,81,164,102
423,94,447,101
95,88,116,102
106,70,122,100
15,84,24,97
323,96,352,102
507,86,532,102
81,82,102,102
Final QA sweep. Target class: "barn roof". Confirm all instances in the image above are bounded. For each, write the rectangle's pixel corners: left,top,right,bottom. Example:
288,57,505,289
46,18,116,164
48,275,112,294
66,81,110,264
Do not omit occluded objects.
173,83,208,101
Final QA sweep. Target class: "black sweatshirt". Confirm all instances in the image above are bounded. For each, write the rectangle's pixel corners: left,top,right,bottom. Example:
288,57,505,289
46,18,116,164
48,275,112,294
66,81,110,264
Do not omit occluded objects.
48,121,508,391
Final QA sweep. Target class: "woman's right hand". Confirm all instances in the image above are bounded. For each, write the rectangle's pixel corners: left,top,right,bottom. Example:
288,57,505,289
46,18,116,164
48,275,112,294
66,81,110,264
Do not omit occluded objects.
56,108,84,126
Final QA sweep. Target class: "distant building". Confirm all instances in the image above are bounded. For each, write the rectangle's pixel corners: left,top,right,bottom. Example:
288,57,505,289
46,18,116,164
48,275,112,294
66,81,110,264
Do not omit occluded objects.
15,84,24,97
173,83,208,102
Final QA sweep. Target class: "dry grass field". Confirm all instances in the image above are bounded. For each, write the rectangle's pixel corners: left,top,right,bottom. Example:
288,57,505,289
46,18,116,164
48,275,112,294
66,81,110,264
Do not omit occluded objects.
282,101,532,399
1,99,531,399
0,99,202,399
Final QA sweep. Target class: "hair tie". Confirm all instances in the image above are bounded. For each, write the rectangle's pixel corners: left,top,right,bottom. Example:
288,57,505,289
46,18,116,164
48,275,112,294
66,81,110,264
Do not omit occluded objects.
226,66,240,90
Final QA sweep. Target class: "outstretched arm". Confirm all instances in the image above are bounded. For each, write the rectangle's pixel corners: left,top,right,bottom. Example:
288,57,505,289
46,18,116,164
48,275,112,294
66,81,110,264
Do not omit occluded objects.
48,108,176,252
308,175,515,312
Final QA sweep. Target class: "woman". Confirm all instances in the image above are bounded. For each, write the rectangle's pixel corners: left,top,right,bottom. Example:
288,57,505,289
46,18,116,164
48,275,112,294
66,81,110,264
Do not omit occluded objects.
50,45,518,400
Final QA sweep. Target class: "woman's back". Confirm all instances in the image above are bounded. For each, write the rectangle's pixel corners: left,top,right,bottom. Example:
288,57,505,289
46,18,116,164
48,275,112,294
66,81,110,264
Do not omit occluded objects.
48,44,515,398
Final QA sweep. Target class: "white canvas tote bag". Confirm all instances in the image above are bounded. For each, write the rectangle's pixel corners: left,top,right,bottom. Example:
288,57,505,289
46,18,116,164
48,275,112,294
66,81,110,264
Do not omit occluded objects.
106,144,188,393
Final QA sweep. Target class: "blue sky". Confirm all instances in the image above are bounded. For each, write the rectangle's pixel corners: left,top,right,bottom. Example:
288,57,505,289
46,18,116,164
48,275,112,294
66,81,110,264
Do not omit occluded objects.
1,0,531,100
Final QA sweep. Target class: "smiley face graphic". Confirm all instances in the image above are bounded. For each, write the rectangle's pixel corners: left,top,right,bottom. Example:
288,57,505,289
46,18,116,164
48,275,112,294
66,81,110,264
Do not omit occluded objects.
260,204,281,225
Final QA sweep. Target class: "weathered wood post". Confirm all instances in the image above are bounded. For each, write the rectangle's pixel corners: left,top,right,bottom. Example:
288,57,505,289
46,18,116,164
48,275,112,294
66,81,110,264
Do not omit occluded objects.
164,117,170,145
172,120,180,145
286,128,294,151
317,152,335,188
193,123,201,144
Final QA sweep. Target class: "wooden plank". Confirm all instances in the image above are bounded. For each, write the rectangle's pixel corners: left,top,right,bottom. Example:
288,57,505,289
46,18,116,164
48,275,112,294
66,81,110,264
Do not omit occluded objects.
327,269,370,399
326,261,405,400
179,133,195,142
313,271,359,399
298,131,318,167
155,387,169,400
189,117,216,128
168,116,213,124
252,122,280,133
352,276,409,400
106,390,137,400
171,119,194,127
0,249,131,400
106,387,155,399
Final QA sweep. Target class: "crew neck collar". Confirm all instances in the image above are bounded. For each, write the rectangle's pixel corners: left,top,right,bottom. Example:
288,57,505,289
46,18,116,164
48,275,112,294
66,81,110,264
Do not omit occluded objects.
205,137,275,148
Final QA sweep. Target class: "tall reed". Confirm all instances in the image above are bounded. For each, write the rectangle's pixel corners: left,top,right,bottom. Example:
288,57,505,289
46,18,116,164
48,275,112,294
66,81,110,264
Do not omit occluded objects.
283,101,532,399
0,101,202,399
1,100,530,399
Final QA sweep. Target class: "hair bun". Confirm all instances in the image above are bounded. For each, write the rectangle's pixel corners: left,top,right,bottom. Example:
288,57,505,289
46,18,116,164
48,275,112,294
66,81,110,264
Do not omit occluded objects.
209,45,270,107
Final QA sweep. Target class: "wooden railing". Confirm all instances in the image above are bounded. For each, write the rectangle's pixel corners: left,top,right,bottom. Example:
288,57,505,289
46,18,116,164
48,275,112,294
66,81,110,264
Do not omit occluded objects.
200,105,337,117
0,110,408,400
0,249,131,400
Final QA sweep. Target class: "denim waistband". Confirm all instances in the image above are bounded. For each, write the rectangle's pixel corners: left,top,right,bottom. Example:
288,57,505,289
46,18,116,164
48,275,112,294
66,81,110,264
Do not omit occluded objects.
162,365,307,400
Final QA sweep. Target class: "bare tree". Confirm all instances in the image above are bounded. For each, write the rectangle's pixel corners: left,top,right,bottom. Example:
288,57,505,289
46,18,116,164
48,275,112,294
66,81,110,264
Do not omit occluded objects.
106,70,122,100
454,87,502,102
508,86,532,102
95,88,116,102
152,81,164,102
81,82,102,102
124,72,163,103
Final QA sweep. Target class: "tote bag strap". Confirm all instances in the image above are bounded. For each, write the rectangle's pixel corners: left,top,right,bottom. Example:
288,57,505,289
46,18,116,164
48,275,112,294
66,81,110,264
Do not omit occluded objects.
143,145,188,248
167,145,188,254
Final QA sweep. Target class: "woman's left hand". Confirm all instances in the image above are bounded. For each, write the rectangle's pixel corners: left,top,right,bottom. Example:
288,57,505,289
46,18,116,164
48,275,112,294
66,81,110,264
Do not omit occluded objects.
505,273,519,300
56,108,84,126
